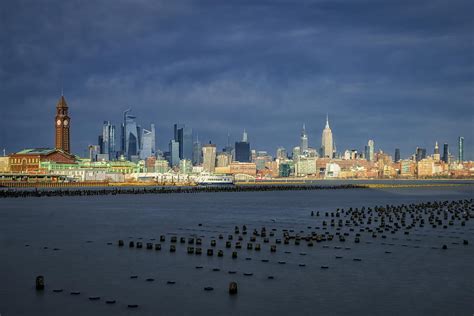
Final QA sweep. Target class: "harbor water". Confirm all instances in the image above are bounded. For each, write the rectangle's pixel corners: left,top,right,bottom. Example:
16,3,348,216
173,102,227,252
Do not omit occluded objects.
1,184,473,315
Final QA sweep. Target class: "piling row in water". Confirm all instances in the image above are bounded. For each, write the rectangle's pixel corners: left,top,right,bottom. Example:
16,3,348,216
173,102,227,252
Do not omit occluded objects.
0,184,367,199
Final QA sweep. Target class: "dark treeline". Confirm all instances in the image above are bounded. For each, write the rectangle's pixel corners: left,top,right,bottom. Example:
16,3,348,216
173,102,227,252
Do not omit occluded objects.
0,184,367,199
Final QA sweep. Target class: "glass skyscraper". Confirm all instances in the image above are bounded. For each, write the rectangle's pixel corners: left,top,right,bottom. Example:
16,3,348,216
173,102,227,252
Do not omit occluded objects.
122,109,139,160
235,130,250,162
458,136,464,163
174,124,193,160
99,120,116,160
443,143,449,163
394,148,400,162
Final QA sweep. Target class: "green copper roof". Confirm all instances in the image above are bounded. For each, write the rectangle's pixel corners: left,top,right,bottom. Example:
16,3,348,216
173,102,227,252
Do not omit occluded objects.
16,148,57,155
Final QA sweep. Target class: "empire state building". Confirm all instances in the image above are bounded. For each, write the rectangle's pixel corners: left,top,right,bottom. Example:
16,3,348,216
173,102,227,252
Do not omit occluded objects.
321,115,333,158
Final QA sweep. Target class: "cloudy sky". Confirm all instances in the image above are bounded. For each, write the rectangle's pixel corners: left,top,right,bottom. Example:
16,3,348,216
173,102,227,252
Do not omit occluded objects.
1,0,473,159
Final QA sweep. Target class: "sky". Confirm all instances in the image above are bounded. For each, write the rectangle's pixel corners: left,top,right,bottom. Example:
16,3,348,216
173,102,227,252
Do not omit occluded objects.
1,0,473,159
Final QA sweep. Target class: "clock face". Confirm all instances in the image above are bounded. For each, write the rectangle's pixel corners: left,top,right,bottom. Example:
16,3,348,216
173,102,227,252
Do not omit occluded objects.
64,120,68,126
56,119,61,126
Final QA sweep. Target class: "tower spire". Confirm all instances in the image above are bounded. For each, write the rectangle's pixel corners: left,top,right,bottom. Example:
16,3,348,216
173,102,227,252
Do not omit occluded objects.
325,114,329,129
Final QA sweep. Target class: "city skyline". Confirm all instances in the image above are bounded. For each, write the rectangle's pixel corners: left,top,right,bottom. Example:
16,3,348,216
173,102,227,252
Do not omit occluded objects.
0,96,471,163
0,1,473,159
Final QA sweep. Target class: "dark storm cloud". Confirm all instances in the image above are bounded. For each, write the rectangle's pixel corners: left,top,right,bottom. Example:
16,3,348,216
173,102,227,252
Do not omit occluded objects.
1,0,473,159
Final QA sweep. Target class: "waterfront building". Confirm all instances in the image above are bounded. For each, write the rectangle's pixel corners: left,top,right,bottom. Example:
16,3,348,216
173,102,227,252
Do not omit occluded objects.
179,159,193,174
442,143,449,163
300,124,308,153
433,142,440,161
168,140,180,167
155,159,170,173
458,136,464,163
55,95,71,154
400,159,416,177
140,124,155,160
229,162,257,176
192,136,202,165
325,162,341,178
295,157,317,176
235,130,250,162
0,157,10,172
202,143,217,173
394,148,400,163
9,148,76,173
145,156,156,172
321,115,333,158
279,162,291,177
417,158,435,177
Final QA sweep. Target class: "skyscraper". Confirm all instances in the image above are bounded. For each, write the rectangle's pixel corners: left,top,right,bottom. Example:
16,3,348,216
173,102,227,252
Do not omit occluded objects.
55,95,71,153
394,148,400,163
433,141,440,161
192,135,202,166
458,136,464,163
174,124,193,160
100,121,116,160
415,147,426,162
321,115,333,158
442,143,449,163
122,109,139,160
168,139,180,167
140,124,155,160
235,130,250,162
202,143,217,173
300,124,308,153
366,140,375,161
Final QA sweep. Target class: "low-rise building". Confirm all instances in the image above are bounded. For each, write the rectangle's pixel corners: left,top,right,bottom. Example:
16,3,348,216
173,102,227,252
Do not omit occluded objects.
9,148,77,173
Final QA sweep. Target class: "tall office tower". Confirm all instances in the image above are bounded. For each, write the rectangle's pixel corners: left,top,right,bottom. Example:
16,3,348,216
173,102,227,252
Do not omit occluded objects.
442,143,449,163
192,135,202,165
223,131,234,158
458,136,464,163
100,121,116,160
168,140,180,167
242,129,248,142
55,95,71,153
235,130,250,162
415,147,426,162
140,124,155,160
321,115,333,158
433,141,440,161
202,143,217,173
174,124,193,160
300,124,308,153
394,148,401,162
276,147,287,160
122,109,140,160
366,140,374,161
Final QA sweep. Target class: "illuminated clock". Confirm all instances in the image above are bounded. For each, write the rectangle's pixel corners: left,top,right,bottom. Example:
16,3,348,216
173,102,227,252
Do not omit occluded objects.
64,120,68,126
56,119,61,126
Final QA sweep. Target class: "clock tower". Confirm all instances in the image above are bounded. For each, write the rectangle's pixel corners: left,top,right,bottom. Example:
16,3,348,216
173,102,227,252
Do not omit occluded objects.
55,95,71,153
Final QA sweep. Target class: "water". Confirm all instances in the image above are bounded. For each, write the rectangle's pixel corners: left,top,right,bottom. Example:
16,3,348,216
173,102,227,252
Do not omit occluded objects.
1,185,473,315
